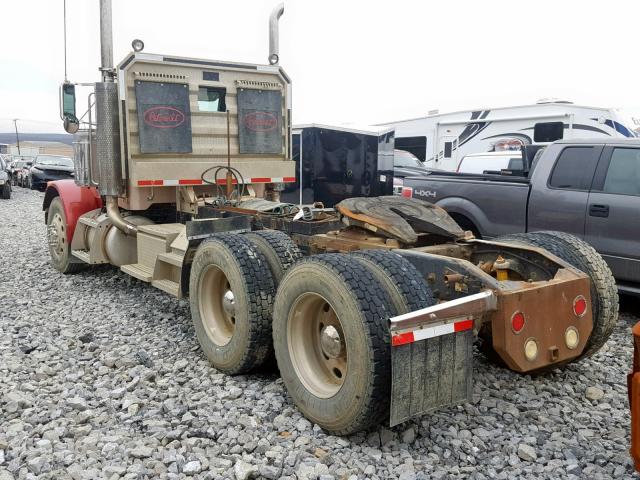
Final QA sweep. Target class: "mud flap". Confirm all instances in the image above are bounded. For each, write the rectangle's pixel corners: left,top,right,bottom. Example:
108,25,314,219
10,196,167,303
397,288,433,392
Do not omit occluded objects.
390,323,474,427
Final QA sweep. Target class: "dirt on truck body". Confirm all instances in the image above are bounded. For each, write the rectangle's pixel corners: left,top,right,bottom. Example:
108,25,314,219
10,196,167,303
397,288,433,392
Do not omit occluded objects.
43,0,619,434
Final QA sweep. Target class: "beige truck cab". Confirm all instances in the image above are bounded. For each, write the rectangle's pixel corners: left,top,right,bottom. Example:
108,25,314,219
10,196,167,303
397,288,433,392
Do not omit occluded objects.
115,52,294,210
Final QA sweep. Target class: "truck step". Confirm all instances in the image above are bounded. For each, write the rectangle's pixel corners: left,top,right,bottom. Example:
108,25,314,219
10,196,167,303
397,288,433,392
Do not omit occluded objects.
151,278,180,297
78,216,100,229
121,263,153,282
138,223,184,240
71,249,91,263
157,251,184,267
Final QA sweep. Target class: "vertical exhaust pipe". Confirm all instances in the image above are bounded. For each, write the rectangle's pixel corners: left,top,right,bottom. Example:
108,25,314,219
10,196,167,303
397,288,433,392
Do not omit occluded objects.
97,0,137,235
268,3,284,65
99,0,114,81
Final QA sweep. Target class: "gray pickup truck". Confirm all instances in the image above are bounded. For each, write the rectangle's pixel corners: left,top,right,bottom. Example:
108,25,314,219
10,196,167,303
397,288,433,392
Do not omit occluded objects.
403,139,640,293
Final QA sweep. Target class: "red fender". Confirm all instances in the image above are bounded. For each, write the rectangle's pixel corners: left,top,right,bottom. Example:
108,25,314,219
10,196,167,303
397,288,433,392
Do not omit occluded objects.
629,321,640,472
43,180,103,242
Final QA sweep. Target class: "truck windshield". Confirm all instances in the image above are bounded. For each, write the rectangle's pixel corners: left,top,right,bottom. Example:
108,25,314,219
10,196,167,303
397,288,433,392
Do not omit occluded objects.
394,150,424,168
36,156,73,167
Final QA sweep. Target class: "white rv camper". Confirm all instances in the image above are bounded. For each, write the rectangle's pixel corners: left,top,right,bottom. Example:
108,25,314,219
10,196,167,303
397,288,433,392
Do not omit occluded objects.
379,100,639,171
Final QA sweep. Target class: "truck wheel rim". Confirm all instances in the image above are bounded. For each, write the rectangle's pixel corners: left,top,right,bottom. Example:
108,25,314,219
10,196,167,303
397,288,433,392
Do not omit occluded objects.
288,293,347,398
48,213,65,261
199,266,235,346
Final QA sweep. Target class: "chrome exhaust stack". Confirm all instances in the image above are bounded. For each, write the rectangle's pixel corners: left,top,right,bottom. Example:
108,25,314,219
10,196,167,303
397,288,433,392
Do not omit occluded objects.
96,0,137,236
268,3,284,65
99,0,115,82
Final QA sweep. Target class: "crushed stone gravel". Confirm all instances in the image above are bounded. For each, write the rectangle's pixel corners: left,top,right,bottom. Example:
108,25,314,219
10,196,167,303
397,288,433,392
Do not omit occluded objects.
0,187,637,479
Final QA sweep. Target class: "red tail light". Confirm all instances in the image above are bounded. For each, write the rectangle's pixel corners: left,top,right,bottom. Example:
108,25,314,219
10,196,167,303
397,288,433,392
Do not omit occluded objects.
511,311,525,333
573,296,587,317
401,187,413,198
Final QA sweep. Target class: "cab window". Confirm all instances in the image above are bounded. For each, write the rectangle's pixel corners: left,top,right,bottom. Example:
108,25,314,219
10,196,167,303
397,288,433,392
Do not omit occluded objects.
602,148,640,196
198,87,226,112
549,146,599,190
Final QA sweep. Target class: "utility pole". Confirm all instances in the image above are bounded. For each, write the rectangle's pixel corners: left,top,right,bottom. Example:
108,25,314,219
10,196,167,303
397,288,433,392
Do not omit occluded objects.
13,118,21,155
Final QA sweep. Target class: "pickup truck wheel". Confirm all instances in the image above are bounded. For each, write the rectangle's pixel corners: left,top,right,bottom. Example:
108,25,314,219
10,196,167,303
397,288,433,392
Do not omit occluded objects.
189,234,276,375
450,213,481,238
46,197,84,274
352,249,435,313
244,230,303,285
496,231,618,360
1,183,10,199
273,254,395,435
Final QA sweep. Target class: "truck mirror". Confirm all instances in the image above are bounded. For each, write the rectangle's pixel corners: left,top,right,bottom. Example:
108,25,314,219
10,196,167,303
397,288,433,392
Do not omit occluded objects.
60,83,76,119
60,82,79,133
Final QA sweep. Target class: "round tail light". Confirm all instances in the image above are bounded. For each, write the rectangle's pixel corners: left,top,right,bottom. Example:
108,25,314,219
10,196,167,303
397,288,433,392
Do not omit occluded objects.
511,311,525,334
573,295,588,317
524,338,539,361
565,326,580,349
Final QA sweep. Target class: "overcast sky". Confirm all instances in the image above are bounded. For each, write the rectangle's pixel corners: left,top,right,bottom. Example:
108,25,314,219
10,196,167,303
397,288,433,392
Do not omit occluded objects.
1,0,638,134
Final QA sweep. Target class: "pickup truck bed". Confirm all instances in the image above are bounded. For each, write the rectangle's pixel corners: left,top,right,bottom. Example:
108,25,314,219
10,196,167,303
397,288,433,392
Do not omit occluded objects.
403,139,640,291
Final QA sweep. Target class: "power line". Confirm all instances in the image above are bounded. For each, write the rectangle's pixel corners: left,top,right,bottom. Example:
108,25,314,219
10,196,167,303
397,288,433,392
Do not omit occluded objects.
0,118,61,126
13,119,21,155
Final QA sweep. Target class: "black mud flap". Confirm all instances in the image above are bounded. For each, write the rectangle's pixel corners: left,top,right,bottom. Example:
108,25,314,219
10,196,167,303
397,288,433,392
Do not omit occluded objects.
390,327,473,427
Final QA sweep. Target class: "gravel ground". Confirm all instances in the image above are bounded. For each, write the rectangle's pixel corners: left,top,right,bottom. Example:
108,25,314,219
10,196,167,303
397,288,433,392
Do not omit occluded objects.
1,187,639,480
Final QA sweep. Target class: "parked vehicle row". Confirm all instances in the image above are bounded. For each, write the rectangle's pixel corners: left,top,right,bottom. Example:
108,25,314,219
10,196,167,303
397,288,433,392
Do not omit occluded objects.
0,156,11,199
402,138,640,293
3,155,74,191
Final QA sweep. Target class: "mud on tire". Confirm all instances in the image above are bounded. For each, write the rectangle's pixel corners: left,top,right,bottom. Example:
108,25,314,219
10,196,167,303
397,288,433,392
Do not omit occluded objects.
244,229,303,284
352,249,435,314
273,254,396,435
46,197,84,274
496,231,618,360
189,234,276,374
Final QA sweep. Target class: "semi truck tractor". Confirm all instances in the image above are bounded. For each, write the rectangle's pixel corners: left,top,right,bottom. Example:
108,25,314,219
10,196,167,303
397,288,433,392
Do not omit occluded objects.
43,0,619,434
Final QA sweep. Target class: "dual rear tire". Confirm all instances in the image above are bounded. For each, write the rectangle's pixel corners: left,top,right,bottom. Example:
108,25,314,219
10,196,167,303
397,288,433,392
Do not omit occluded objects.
495,231,618,361
189,236,433,434
272,251,433,434
189,234,278,375
189,230,304,375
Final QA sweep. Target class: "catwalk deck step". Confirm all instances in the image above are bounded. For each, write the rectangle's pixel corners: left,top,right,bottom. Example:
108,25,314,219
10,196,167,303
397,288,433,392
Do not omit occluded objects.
151,278,180,297
121,263,153,282
71,250,91,263
157,252,184,267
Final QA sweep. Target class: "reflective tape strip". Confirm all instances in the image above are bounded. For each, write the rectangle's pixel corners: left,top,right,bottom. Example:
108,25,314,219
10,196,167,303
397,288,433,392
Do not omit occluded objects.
137,176,296,187
137,180,163,186
391,318,474,347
